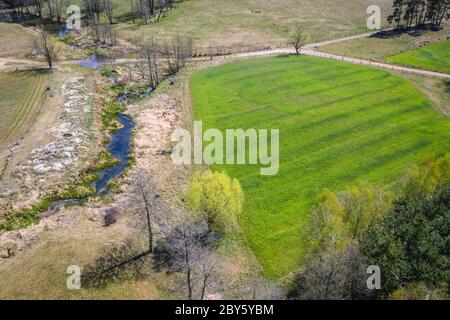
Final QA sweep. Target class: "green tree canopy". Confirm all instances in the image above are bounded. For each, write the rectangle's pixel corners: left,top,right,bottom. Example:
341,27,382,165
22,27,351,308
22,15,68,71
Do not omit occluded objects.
361,185,450,295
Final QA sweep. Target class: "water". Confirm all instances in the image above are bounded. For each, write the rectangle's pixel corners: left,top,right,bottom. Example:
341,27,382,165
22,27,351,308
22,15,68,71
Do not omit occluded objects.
45,75,134,214
94,114,134,194
143,86,154,97
58,26,70,38
78,53,113,69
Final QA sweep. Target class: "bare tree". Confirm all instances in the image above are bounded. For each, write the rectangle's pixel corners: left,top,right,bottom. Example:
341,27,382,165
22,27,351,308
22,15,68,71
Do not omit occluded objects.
34,28,58,69
84,0,101,23
139,37,160,88
291,242,373,300
135,173,161,253
198,250,219,300
289,22,309,55
158,216,218,300
163,34,193,75
130,0,135,23
102,0,115,24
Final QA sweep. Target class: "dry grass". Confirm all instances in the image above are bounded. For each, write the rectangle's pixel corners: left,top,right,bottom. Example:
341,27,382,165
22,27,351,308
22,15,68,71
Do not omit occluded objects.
0,22,36,58
0,204,163,300
115,0,393,52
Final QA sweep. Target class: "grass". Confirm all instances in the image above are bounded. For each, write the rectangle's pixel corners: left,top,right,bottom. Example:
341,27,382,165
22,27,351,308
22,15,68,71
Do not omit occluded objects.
386,40,450,73
114,0,392,51
0,70,47,147
190,55,450,278
320,24,450,61
0,22,36,58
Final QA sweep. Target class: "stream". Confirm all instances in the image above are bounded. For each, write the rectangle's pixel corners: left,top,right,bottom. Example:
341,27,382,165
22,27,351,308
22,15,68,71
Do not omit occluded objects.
46,57,134,214
94,114,133,194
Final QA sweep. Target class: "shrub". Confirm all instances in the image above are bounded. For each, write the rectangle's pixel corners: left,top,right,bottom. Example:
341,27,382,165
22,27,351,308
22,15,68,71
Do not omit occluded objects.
185,170,243,233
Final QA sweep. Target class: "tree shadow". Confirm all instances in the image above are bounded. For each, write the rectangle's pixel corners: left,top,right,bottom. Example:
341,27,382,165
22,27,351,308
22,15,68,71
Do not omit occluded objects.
370,24,444,40
0,11,64,36
81,239,153,288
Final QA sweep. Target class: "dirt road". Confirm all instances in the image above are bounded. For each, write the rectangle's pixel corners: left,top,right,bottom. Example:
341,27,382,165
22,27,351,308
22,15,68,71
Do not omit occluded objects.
1,28,449,79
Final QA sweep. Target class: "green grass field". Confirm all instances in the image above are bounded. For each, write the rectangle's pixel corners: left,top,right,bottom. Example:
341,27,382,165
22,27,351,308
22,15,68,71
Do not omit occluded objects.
0,71,47,146
190,55,450,278
320,25,450,61
386,40,450,73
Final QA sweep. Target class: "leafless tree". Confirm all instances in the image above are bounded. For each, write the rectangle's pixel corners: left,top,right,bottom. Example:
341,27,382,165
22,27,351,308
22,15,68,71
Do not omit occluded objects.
289,22,309,55
129,0,135,23
198,250,220,300
134,173,162,253
88,22,117,46
139,37,161,88
33,0,42,17
34,28,58,69
163,34,193,75
158,216,219,300
139,0,150,23
102,0,115,24
291,242,373,300
239,276,284,300
84,0,101,23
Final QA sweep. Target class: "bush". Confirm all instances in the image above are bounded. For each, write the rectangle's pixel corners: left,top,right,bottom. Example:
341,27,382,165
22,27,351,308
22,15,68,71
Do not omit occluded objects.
185,170,243,233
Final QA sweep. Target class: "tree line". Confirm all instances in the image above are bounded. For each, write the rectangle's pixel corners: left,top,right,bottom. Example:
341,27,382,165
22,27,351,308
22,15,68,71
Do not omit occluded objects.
0,0,184,24
290,153,450,300
388,0,449,29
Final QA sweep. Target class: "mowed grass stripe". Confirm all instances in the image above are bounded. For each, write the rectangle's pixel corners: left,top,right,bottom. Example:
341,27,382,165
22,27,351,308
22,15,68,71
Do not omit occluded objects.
7,74,46,141
0,72,46,144
190,55,450,278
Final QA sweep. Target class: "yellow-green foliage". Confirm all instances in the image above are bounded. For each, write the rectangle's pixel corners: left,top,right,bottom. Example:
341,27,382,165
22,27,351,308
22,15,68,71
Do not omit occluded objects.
309,184,388,253
308,189,350,253
402,153,450,200
389,283,449,300
342,185,385,240
185,170,244,232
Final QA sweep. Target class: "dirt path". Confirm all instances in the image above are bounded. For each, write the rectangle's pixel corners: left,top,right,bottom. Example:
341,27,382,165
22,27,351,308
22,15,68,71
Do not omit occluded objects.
3,27,448,79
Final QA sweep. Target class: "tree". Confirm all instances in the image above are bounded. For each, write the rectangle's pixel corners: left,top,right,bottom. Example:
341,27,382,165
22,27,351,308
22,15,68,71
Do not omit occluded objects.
307,189,350,253
290,242,373,300
387,0,449,29
34,28,58,69
185,170,243,234
102,0,115,24
138,36,160,88
135,173,162,253
84,0,101,23
342,184,386,240
408,154,450,198
163,34,193,75
361,184,450,295
159,216,218,300
389,282,449,300
289,21,309,55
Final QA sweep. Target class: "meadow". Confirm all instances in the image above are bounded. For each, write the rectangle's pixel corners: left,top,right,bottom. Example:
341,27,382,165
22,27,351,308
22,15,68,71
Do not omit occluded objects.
386,40,450,74
190,55,450,277
109,0,392,51
0,22,35,58
0,71,47,147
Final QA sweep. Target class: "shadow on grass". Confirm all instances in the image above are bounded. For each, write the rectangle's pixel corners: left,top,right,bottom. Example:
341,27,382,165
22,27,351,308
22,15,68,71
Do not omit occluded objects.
0,12,64,36
370,24,444,40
